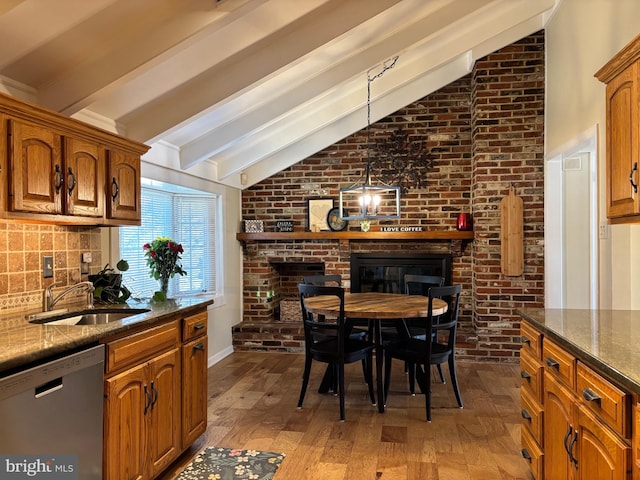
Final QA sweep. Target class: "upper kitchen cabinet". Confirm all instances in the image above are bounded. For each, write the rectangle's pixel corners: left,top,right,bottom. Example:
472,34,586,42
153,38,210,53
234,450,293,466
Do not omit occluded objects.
107,149,140,222
596,32,640,223
0,92,148,226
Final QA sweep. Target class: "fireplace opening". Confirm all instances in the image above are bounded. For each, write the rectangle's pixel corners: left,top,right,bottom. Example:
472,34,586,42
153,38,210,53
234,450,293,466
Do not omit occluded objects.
270,261,324,321
350,253,452,293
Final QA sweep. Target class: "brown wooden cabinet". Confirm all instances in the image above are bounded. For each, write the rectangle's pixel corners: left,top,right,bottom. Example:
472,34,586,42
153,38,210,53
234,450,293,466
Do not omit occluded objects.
0,91,147,225
102,306,209,480
103,321,181,480
596,32,640,223
521,322,633,479
107,149,141,222
181,310,208,449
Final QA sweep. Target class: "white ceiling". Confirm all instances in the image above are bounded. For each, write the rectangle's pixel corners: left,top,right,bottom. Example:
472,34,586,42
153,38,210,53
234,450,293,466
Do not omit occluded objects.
0,0,558,189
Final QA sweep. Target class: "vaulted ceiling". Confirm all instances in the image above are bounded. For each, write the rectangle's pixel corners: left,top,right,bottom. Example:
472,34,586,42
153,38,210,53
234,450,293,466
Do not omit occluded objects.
0,0,557,189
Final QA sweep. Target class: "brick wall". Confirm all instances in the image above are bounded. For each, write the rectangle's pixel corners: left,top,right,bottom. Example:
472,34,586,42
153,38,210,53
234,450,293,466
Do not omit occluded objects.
235,31,545,361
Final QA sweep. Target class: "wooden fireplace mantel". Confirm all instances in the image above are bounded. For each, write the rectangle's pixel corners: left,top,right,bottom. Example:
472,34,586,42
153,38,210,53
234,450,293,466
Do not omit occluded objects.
236,230,474,242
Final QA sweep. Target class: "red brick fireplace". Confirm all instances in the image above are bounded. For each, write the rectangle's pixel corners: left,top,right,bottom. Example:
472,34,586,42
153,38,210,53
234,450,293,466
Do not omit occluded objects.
234,31,545,362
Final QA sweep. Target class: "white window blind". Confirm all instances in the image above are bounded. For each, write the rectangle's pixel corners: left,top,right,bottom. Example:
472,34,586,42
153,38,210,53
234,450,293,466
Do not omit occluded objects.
119,183,218,298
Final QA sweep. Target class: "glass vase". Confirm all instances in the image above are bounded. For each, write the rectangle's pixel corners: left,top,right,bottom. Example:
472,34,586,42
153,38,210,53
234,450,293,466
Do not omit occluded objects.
160,276,169,298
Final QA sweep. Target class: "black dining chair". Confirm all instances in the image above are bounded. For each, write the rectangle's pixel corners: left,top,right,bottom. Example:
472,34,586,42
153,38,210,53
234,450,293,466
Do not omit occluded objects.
297,283,375,421
382,284,463,422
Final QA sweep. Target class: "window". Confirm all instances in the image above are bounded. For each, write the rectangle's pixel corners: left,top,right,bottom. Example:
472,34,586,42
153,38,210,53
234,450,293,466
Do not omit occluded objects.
119,179,218,298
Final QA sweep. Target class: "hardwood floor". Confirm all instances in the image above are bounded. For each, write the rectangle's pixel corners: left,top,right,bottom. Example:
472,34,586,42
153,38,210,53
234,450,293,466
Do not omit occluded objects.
159,352,533,480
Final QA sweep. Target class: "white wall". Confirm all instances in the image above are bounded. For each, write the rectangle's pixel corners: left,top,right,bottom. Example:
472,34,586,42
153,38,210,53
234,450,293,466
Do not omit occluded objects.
106,141,242,364
546,0,640,309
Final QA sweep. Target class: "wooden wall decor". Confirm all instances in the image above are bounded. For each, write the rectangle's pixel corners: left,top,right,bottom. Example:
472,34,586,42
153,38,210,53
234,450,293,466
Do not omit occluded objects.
500,185,524,276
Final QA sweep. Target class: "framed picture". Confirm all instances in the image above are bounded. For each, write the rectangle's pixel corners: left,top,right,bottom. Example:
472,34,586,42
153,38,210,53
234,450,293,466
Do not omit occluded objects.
307,198,334,232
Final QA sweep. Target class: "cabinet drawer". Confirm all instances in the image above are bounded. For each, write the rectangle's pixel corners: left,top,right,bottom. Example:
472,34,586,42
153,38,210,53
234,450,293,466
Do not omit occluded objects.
543,338,576,389
521,388,544,447
577,362,631,439
105,320,179,374
520,321,543,361
521,426,544,480
182,311,208,342
520,350,544,403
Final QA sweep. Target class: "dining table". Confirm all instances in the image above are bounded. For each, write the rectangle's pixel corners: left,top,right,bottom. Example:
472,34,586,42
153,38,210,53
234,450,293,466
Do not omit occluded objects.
302,291,447,413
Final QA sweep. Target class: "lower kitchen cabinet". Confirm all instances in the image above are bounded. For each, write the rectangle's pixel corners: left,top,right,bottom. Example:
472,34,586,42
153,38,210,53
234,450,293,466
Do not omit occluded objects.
181,310,208,449
104,348,180,480
521,320,633,480
102,306,209,480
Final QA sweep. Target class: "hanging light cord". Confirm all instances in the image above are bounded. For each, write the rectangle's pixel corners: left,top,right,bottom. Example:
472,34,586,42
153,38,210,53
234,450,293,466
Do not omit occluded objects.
366,56,399,181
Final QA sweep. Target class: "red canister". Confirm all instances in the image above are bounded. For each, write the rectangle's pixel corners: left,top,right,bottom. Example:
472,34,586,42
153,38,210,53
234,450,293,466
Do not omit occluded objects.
456,212,473,231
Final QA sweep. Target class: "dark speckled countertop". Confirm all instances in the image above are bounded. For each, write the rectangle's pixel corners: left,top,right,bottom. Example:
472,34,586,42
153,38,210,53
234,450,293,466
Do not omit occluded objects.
0,297,213,375
518,308,640,396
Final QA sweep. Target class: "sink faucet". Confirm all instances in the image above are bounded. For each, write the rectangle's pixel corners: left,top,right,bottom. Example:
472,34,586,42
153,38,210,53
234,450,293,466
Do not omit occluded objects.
43,281,95,312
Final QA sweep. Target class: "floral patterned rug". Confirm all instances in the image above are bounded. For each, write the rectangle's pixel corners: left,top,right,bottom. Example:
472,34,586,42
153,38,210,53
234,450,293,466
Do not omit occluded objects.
175,447,285,480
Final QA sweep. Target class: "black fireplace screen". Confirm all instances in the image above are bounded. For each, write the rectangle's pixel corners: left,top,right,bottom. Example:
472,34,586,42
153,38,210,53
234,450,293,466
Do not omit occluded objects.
350,253,452,293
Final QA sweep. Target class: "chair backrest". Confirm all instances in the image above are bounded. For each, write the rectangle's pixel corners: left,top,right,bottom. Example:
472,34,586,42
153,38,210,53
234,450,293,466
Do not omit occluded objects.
303,274,342,286
404,274,445,296
298,283,346,349
428,284,462,343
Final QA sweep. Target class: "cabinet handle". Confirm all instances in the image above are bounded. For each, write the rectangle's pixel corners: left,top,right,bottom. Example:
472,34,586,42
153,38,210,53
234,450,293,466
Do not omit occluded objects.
563,425,573,457
144,384,152,414
630,162,638,193
545,357,559,369
54,165,64,192
521,409,532,421
151,381,158,409
111,177,119,200
520,370,531,381
568,430,578,468
521,448,532,462
193,342,205,351
193,323,205,330
521,335,530,345
67,167,76,194
582,387,602,406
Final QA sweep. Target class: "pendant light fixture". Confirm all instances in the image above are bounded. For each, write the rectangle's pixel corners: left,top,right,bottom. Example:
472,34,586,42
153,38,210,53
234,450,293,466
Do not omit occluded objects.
339,57,401,221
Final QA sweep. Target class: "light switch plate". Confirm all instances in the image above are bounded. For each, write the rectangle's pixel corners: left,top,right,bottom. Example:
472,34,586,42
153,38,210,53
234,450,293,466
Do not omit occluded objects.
43,256,53,278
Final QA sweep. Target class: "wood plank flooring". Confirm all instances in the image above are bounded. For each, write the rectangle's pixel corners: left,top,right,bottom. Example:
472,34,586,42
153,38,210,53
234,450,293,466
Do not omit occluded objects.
159,352,533,480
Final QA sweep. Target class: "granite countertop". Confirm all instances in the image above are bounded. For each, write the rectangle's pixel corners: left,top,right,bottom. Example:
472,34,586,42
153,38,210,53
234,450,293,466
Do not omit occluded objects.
0,297,214,375
518,308,640,395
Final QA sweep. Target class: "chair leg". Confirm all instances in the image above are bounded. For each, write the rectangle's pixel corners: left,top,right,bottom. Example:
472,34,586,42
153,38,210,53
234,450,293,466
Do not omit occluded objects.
424,363,432,422
437,364,445,384
383,352,392,404
366,351,375,405
361,358,368,383
297,355,312,408
448,356,463,408
408,363,416,395
338,363,346,421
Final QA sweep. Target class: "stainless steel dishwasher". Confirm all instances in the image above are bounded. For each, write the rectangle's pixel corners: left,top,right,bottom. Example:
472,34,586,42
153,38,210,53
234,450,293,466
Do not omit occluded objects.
0,344,105,479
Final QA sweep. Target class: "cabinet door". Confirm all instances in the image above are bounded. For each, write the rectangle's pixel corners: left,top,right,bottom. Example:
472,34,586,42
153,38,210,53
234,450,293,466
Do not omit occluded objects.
64,137,105,217
148,348,181,478
106,149,140,222
182,335,208,448
606,62,640,219
104,363,148,480
578,406,631,480
544,371,576,479
8,119,63,214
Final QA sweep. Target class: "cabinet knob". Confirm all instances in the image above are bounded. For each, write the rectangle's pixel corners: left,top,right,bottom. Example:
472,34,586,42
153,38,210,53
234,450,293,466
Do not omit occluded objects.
54,164,64,192
521,409,532,421
521,335,530,345
582,387,602,406
520,370,531,380
193,323,205,330
193,342,205,351
630,162,638,193
67,167,76,194
521,449,532,462
111,177,119,200
545,357,559,369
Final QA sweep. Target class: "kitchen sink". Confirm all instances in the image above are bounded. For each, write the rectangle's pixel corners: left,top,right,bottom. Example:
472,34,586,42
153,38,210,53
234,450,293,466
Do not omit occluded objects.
27,308,151,326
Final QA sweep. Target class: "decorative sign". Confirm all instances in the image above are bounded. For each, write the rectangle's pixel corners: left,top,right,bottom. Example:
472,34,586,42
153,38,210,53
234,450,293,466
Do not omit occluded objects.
275,220,294,232
380,226,424,232
244,220,264,233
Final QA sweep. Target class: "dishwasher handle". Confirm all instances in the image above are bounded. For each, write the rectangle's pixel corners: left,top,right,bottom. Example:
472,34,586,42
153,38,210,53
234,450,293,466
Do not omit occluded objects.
34,377,63,398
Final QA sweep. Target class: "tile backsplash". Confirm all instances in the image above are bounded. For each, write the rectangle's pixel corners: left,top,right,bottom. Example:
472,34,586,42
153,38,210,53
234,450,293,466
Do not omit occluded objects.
0,220,103,312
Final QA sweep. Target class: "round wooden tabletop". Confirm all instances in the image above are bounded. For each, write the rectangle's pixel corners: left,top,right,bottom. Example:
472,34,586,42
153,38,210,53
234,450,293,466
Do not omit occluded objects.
303,292,447,319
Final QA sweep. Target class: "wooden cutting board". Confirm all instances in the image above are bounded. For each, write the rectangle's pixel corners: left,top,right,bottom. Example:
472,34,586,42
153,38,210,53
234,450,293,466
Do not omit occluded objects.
500,186,523,276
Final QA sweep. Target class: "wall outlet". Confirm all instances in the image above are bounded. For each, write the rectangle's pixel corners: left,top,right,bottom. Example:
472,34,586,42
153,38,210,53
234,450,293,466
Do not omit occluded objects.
599,221,609,240
43,256,54,278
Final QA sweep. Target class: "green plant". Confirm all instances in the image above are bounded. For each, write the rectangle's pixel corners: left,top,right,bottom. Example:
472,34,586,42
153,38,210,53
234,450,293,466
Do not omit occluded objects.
88,259,131,304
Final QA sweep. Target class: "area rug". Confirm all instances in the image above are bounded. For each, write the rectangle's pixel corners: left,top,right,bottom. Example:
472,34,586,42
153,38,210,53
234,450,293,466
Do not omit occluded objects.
175,447,285,480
